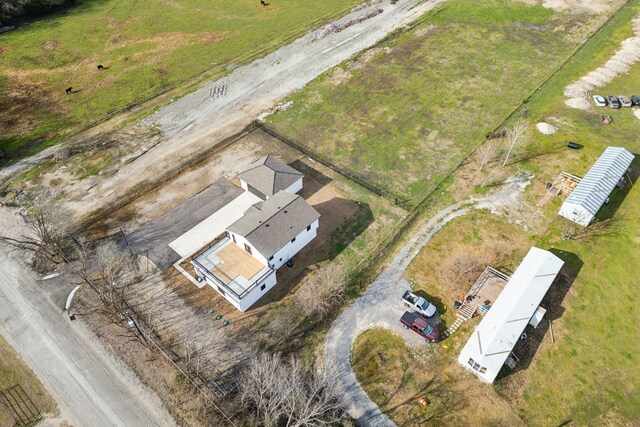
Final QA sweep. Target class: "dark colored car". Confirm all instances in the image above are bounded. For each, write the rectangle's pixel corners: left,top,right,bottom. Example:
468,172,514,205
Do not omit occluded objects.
400,311,439,343
631,95,640,106
607,96,621,109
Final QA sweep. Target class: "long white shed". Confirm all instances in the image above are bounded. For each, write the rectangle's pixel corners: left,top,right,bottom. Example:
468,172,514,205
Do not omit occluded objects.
558,147,634,227
457,247,564,383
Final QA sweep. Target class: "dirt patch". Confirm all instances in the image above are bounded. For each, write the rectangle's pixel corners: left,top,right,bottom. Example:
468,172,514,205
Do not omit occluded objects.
412,23,438,38
0,76,63,142
542,0,614,14
105,31,227,52
349,46,390,71
406,210,531,324
327,66,352,85
41,40,59,51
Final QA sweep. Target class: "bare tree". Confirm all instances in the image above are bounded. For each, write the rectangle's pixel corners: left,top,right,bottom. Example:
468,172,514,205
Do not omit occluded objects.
477,139,500,172
295,264,345,319
241,353,289,427
502,118,530,167
0,197,72,271
240,353,343,427
176,319,225,378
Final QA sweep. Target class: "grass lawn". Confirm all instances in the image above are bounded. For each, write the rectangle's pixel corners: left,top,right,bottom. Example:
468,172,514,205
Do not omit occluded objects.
505,3,640,422
350,1,640,425
352,327,520,426
0,0,360,162
406,210,533,327
0,334,57,425
401,2,640,422
266,0,597,206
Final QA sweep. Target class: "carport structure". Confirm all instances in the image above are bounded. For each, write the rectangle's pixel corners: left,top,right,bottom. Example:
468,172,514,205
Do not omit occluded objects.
559,146,634,227
125,179,261,270
457,247,564,383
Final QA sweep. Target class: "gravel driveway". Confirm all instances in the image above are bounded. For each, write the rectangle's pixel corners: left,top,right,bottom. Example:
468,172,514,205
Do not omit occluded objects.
324,175,530,426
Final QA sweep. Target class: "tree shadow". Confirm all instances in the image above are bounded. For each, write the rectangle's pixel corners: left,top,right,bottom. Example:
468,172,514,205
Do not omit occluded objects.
383,374,466,425
496,250,583,381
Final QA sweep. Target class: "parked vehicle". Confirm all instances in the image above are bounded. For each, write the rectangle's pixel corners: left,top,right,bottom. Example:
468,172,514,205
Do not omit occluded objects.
592,95,607,107
607,96,621,109
631,95,640,106
400,311,439,343
619,96,632,107
401,290,437,317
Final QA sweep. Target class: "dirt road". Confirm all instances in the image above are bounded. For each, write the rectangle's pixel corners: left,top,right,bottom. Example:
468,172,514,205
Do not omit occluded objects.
58,0,445,219
324,175,531,426
0,247,175,427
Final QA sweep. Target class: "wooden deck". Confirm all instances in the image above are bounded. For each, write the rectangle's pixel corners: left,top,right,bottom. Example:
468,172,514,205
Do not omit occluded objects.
210,242,265,284
457,267,509,320
538,171,581,207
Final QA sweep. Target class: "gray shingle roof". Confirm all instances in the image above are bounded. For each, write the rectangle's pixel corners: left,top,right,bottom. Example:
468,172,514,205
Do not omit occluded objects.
236,155,303,198
227,191,320,258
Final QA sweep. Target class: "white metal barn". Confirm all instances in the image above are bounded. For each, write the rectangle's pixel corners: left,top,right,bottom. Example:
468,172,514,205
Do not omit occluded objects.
457,247,564,383
559,147,634,227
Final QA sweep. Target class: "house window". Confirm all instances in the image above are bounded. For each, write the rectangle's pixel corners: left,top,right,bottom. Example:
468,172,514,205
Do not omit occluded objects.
244,243,252,254
307,225,311,231
232,234,236,243
479,366,487,374
291,237,296,243
217,285,225,296
261,284,266,291
468,358,474,367
268,255,274,261
473,363,481,371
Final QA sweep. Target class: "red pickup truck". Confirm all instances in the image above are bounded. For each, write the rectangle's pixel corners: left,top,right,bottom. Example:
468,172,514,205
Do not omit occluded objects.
400,311,439,343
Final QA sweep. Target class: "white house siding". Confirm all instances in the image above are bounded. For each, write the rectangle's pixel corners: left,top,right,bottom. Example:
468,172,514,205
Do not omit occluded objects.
195,264,277,312
169,191,262,258
226,232,270,266
283,178,303,196
236,271,278,312
268,218,319,269
558,201,593,227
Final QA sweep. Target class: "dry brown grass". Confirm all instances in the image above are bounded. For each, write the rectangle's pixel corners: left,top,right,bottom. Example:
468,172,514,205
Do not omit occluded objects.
406,210,531,324
352,327,523,426
0,334,57,425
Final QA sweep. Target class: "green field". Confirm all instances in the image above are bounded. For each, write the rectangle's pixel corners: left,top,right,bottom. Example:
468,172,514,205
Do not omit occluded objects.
0,0,359,162
266,0,592,206
0,334,56,424
510,3,640,423
403,1,640,422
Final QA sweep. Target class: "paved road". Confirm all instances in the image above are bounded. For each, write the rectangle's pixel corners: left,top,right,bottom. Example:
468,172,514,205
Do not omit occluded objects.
0,247,175,427
325,175,530,426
